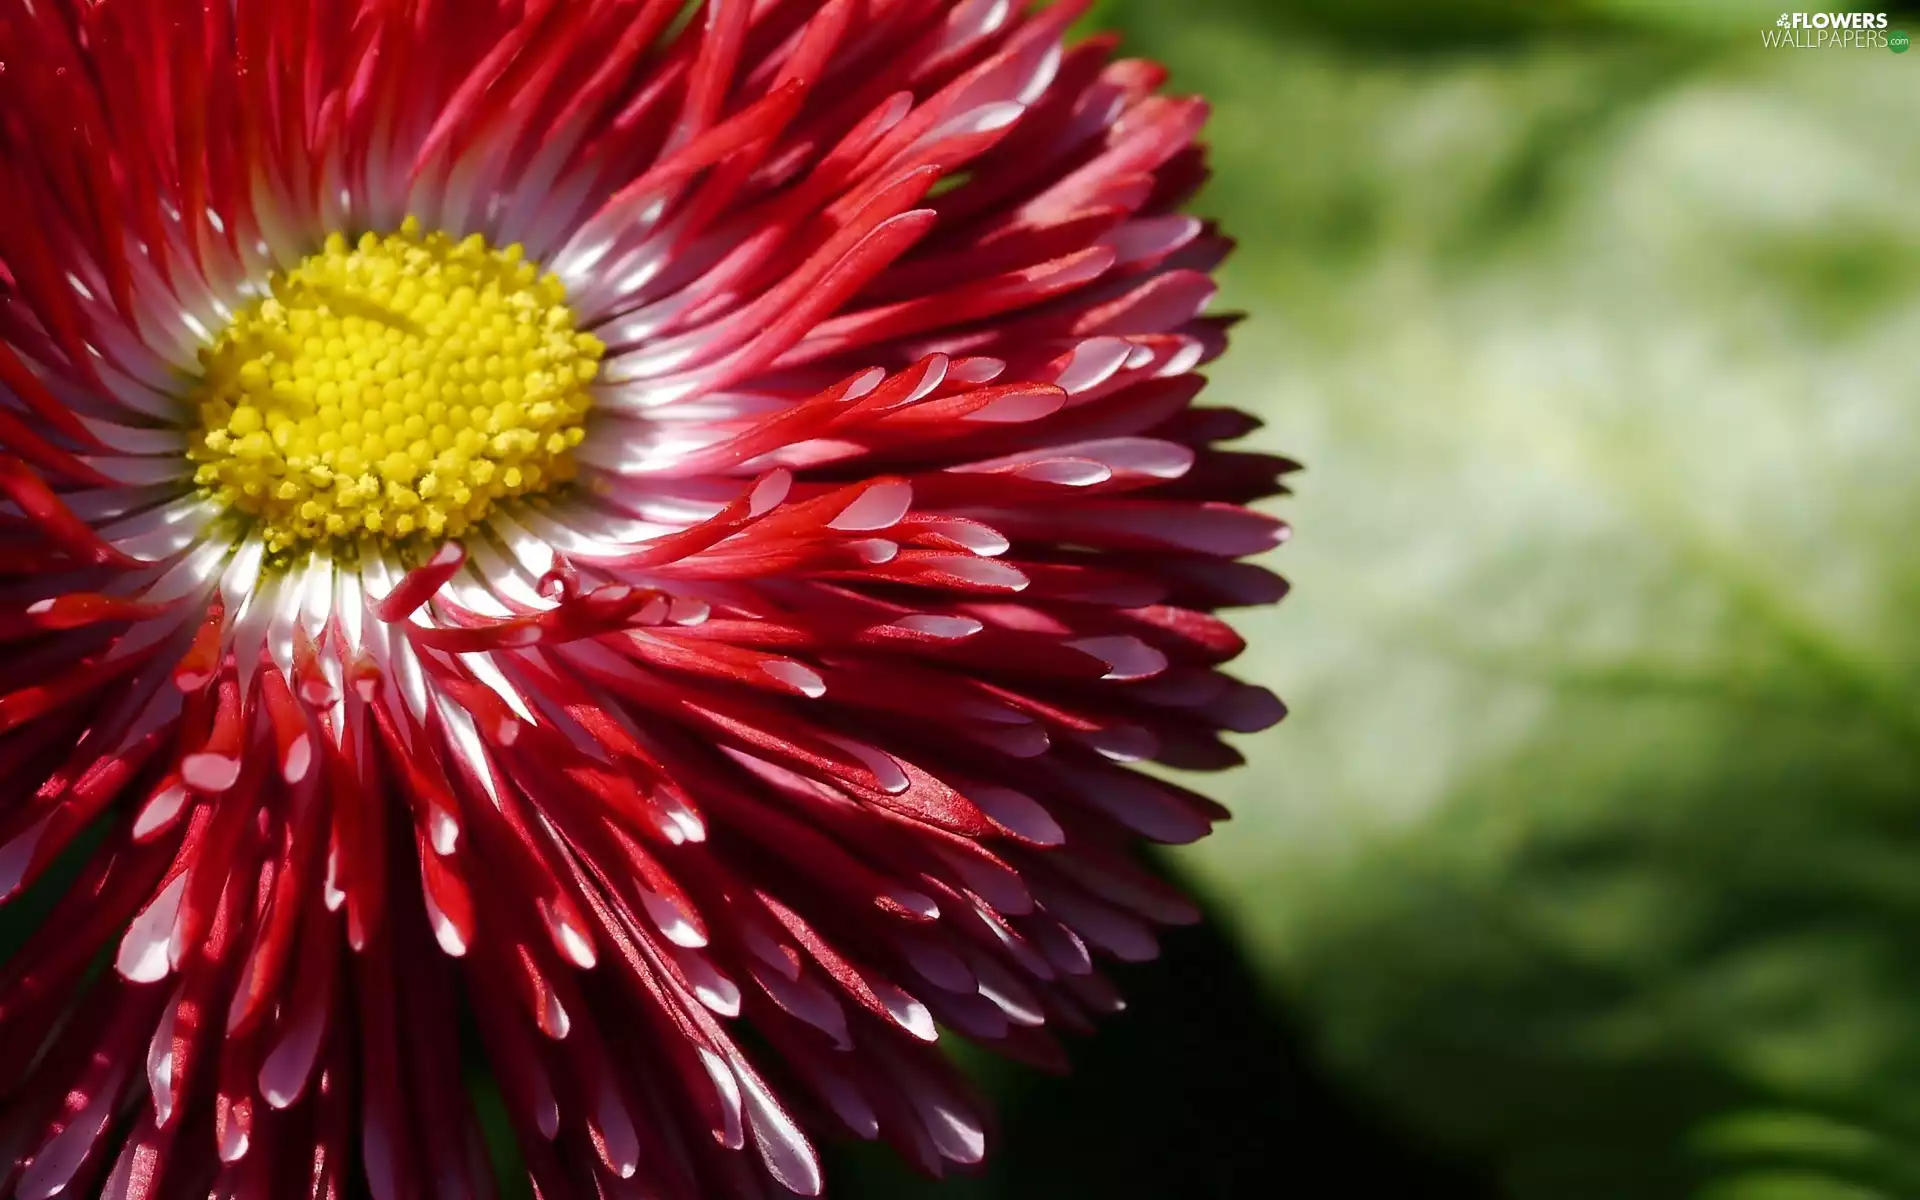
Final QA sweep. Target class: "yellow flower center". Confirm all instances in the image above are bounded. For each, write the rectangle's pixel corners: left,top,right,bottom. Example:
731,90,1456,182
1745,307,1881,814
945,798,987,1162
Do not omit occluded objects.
189,217,602,554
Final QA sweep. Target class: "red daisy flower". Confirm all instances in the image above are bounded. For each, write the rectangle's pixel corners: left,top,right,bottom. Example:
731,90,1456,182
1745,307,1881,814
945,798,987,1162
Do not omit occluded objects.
0,1,1291,1196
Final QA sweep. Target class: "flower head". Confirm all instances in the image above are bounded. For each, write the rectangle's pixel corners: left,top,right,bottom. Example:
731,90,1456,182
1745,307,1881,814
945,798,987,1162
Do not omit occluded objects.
0,1,1290,1196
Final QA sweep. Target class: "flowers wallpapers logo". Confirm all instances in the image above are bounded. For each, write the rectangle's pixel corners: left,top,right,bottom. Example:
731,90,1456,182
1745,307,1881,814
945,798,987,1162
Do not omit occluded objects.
0,1,1288,1198
1763,9,1894,46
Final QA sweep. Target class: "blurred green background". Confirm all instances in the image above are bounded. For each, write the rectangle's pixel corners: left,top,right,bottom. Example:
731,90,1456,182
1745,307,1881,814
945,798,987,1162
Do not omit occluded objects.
841,1,1920,1196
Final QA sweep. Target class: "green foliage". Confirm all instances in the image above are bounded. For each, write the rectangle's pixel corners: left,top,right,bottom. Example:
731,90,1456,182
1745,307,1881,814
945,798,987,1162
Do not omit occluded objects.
1082,0,1920,1195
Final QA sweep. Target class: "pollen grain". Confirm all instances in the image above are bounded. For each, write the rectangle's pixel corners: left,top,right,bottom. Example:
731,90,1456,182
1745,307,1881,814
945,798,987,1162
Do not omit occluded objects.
189,217,602,553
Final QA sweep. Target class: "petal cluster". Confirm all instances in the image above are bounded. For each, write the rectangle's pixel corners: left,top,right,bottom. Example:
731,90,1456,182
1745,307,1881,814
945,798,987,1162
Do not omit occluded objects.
0,2,1292,1197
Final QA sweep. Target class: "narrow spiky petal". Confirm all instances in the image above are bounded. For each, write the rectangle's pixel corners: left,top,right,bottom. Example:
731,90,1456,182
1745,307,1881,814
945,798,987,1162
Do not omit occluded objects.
0,2,1291,1197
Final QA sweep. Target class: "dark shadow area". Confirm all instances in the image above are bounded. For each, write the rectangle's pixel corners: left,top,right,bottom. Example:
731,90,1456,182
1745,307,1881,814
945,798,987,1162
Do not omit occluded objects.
829,913,1492,1199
